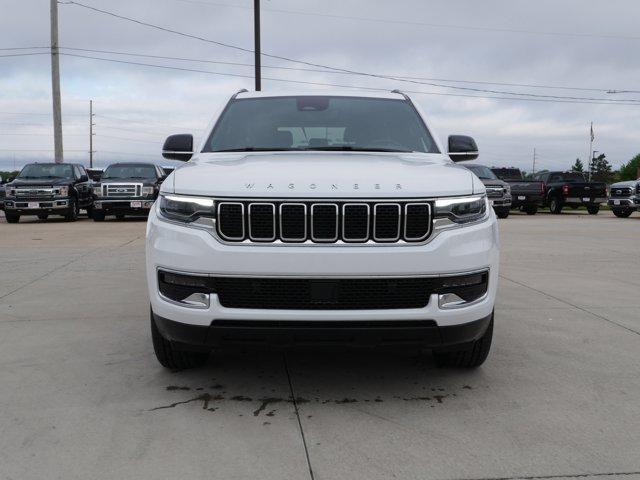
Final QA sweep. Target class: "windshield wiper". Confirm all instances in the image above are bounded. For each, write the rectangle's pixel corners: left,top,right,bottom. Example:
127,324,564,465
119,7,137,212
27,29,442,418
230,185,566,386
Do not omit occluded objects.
302,146,412,153
212,147,303,152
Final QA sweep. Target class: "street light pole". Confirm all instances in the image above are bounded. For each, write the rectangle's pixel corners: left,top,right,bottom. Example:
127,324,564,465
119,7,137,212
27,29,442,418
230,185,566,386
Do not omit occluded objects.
254,0,261,91
590,150,599,182
50,0,64,163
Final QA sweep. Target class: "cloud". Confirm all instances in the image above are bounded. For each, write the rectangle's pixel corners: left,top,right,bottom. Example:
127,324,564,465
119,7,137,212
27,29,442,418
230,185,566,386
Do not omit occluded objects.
1,0,639,170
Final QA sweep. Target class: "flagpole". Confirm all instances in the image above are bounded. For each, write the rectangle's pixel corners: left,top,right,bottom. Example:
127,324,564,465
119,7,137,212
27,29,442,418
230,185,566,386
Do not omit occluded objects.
588,122,593,181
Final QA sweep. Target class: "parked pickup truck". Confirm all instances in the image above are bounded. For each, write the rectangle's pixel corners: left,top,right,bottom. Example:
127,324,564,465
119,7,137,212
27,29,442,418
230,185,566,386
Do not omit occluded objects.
462,164,511,218
146,89,499,370
491,167,544,215
3,163,93,223
530,171,607,214
92,162,165,221
608,179,640,218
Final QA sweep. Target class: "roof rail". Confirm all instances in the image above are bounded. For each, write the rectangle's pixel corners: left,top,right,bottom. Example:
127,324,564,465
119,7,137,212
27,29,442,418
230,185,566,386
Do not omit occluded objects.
231,88,248,99
391,89,410,100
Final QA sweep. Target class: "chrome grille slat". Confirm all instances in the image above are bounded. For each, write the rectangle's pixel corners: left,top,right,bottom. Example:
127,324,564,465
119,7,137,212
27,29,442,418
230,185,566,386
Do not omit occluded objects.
216,199,432,244
105,183,142,198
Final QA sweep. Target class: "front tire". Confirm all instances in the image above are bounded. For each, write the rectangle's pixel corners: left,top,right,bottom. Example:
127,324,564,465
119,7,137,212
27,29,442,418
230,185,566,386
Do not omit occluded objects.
5,212,20,223
433,314,494,368
37,213,48,220
587,205,600,215
151,311,209,370
495,207,510,219
523,204,538,215
115,214,125,220
612,208,633,218
92,210,106,222
549,196,563,214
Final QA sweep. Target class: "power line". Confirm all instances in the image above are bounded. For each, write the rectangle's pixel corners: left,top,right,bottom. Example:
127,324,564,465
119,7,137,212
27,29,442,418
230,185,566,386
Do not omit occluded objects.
0,46,48,51
60,52,640,106
0,52,49,58
59,2,640,103
169,0,640,42
96,134,160,144
58,46,640,94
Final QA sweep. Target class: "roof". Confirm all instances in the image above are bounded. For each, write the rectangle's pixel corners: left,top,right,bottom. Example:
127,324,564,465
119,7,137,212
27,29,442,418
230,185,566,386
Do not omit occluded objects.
106,162,157,167
234,89,407,100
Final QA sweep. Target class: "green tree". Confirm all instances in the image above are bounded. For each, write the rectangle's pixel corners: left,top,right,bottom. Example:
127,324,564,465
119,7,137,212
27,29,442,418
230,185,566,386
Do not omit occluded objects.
589,153,614,183
618,154,640,181
571,158,584,172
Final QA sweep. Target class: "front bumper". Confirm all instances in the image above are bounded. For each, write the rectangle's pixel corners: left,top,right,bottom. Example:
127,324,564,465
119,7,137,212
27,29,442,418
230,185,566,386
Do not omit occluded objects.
608,197,640,208
4,198,70,214
146,203,499,335
94,198,155,214
153,310,493,350
489,196,511,207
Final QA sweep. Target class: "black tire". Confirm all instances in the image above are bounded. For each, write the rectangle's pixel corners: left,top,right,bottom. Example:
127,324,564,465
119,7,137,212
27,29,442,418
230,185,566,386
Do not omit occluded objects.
85,206,93,218
151,311,209,370
612,208,633,218
549,196,563,214
433,314,493,368
92,210,106,222
5,212,20,223
37,213,48,220
64,197,79,222
524,204,538,215
587,205,600,215
115,214,125,220
495,207,510,219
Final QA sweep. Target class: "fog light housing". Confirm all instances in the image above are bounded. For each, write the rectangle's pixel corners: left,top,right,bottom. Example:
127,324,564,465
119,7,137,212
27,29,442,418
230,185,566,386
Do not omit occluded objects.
158,270,214,309
436,272,488,309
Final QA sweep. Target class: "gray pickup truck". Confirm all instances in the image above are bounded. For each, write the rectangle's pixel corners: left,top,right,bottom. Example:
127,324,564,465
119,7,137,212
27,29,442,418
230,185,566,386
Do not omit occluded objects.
462,164,512,218
608,179,640,217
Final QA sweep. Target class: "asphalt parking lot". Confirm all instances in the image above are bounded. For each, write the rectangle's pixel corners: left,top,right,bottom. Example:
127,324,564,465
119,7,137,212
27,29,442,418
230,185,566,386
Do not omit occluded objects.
0,210,639,480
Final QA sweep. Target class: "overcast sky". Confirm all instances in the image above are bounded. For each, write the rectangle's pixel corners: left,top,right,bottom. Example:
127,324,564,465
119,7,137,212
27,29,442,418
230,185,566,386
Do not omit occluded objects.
1,0,639,172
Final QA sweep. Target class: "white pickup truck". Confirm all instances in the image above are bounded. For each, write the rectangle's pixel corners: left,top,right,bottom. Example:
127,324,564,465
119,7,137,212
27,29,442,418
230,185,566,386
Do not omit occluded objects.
146,90,499,369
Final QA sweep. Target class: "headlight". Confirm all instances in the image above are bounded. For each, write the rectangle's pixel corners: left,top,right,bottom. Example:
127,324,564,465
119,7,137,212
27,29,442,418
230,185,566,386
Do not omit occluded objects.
142,186,155,196
58,186,69,197
434,195,488,224
159,194,215,223
504,185,511,194
92,186,102,196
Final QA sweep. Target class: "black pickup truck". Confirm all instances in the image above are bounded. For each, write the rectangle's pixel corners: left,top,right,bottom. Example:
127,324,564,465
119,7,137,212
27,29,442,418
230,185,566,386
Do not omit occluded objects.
91,162,166,221
531,171,607,214
491,167,544,215
3,163,93,223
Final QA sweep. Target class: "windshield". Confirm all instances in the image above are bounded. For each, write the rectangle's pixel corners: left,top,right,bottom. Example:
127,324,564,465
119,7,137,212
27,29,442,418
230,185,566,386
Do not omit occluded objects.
18,164,74,179
492,168,522,181
102,165,158,180
204,96,439,154
466,165,498,180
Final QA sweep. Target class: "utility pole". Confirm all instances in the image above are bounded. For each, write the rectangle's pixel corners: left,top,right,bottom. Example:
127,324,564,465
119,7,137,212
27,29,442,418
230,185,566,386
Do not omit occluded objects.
532,148,537,174
254,0,261,91
587,121,594,181
50,0,64,163
89,100,95,168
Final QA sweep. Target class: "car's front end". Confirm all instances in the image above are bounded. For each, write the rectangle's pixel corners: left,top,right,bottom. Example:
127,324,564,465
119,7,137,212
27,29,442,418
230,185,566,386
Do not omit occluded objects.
93,182,157,217
608,181,640,217
147,155,498,356
4,183,72,216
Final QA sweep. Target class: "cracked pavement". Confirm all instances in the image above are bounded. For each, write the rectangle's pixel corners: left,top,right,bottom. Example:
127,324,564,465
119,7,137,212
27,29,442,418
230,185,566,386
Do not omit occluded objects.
0,211,639,480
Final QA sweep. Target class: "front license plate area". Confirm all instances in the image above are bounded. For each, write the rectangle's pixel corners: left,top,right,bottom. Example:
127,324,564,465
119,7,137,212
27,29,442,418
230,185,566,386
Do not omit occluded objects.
130,201,142,208
309,280,338,306
517,196,526,200
28,202,39,209
582,197,590,202
614,200,621,205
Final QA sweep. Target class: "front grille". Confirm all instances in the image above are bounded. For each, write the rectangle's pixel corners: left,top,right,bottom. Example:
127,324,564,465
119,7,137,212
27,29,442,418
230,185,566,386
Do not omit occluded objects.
611,187,633,198
214,277,433,310
104,183,141,198
485,187,504,199
216,199,432,244
15,187,55,198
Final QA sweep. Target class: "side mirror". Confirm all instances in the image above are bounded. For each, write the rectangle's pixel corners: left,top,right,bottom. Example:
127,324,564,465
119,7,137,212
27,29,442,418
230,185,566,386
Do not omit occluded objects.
79,174,89,182
8,177,14,183
163,134,194,162
448,135,479,162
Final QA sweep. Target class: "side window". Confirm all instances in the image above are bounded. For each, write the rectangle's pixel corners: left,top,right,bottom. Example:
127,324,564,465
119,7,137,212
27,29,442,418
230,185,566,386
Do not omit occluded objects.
72,166,81,179
78,166,87,179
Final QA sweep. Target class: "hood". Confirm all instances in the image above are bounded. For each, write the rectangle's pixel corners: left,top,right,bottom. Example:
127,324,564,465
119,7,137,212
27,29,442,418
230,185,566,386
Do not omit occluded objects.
9,177,73,187
610,180,639,188
168,152,478,198
478,178,507,188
